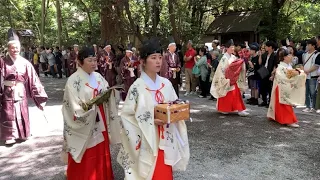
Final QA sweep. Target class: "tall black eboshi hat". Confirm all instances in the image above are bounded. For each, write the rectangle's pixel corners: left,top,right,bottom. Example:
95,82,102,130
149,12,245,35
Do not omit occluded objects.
139,37,162,59
7,28,20,42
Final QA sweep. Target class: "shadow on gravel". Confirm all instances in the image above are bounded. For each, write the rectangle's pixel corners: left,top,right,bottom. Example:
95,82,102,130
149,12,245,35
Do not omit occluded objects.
0,136,65,180
0,136,124,180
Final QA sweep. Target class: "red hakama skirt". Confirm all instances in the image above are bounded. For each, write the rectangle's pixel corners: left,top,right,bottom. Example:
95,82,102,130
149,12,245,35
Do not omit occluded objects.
217,84,245,113
67,105,114,180
270,86,297,125
152,126,173,180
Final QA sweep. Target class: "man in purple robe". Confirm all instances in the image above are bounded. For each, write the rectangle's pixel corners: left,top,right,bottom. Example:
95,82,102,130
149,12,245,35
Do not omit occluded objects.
102,45,117,87
0,28,48,145
160,43,181,97
68,44,79,75
120,50,140,100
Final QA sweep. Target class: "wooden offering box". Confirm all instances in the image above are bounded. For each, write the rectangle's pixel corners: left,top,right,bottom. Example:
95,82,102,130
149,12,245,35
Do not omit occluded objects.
155,103,190,123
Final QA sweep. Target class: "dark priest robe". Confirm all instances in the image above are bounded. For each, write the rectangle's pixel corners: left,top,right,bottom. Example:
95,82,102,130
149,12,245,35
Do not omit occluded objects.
159,51,181,97
0,55,48,141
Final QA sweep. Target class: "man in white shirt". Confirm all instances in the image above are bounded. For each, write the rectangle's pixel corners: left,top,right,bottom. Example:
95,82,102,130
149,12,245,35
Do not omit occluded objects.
302,39,319,113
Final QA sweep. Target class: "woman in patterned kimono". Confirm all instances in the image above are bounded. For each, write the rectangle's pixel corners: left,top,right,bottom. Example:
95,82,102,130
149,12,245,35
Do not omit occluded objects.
118,39,190,180
0,29,47,145
267,48,307,128
61,48,121,180
120,50,140,100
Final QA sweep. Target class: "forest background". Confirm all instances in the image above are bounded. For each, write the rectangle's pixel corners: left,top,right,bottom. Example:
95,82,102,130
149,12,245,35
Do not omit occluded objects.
1,0,320,48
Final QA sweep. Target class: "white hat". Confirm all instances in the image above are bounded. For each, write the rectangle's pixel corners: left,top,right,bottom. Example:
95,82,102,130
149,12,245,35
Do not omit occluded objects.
126,50,133,53
104,45,111,49
73,44,79,47
168,43,176,48
93,44,97,46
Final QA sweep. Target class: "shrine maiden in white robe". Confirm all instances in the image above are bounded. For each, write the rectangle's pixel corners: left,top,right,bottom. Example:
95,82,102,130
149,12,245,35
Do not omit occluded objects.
210,53,246,98
118,71,190,180
267,62,306,120
61,67,121,163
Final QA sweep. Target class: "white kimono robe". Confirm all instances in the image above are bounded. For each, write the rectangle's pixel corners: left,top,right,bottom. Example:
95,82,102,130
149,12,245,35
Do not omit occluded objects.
61,67,121,163
210,53,246,98
267,62,307,119
118,72,190,180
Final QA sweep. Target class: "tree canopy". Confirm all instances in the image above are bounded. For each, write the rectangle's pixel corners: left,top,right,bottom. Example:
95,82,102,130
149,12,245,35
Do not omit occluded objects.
1,0,320,47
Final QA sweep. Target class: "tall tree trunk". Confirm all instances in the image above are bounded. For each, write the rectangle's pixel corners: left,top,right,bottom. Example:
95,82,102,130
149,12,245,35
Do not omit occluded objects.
115,0,126,45
41,0,46,45
55,0,63,47
270,0,286,41
197,0,207,33
150,0,160,36
168,0,179,43
123,0,144,42
101,1,114,45
151,0,160,36
144,0,150,29
78,0,93,33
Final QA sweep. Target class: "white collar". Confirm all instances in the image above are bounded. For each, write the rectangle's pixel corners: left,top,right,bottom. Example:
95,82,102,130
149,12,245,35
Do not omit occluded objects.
9,55,21,62
140,71,161,90
279,61,292,69
78,68,99,89
224,53,232,59
78,67,90,78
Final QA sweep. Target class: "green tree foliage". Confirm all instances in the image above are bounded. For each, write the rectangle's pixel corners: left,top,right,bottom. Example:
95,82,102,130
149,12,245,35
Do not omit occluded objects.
0,0,319,48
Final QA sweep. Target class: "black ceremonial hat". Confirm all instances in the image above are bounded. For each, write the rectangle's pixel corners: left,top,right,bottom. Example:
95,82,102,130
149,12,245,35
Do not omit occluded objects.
7,28,20,42
78,47,95,61
139,37,162,59
225,39,234,48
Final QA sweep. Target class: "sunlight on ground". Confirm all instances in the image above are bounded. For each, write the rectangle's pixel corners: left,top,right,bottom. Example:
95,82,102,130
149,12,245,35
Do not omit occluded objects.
274,143,290,148
29,104,64,137
279,127,293,132
300,121,311,124
190,109,201,113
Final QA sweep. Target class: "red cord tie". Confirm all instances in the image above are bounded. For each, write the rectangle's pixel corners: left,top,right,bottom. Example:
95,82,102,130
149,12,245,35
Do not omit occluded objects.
85,81,101,122
145,83,165,104
146,83,166,139
135,140,141,150
85,81,101,97
160,126,165,139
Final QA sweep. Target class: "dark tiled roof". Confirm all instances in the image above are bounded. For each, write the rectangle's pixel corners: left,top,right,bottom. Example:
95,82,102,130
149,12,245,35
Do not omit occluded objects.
206,11,261,34
16,29,34,37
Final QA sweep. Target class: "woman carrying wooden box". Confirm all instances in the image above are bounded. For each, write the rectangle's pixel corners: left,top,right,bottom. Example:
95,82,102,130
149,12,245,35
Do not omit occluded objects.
118,38,190,180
